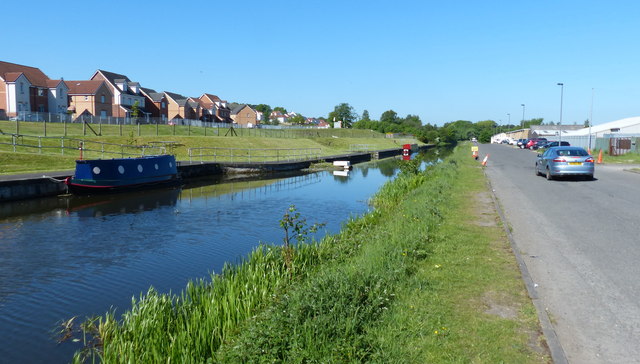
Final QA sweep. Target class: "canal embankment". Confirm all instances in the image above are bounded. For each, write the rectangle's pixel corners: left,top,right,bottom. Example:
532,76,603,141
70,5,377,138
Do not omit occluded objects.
65,145,550,363
0,145,428,202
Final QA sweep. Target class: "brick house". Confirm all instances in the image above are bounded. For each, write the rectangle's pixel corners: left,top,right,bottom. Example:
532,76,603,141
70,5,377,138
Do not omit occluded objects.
198,93,232,123
140,87,168,121
67,80,113,120
91,70,147,119
231,104,258,127
0,60,68,118
164,91,200,121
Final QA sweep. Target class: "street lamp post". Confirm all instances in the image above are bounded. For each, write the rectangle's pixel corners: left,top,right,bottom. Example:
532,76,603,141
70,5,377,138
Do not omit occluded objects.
521,104,525,129
557,83,564,144
589,88,594,151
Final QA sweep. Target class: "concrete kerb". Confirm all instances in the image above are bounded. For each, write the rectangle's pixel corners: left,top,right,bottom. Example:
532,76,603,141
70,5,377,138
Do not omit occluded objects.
483,172,569,364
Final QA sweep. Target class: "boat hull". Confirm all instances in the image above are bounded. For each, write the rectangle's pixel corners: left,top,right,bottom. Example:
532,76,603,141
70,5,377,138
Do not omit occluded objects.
66,155,181,194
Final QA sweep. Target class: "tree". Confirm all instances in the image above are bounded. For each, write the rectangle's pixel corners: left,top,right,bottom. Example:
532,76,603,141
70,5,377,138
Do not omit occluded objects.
361,110,370,121
131,101,140,118
273,106,287,114
254,104,272,123
380,110,399,124
288,114,306,125
327,103,357,128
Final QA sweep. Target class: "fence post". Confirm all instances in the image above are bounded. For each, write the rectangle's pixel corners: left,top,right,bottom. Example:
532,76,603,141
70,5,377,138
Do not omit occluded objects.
156,120,159,136
15,118,19,135
38,136,42,154
61,137,64,155
44,116,47,137
83,119,86,136
64,116,67,136
12,135,16,152
137,122,141,137
99,118,102,136
119,119,123,136
188,121,191,136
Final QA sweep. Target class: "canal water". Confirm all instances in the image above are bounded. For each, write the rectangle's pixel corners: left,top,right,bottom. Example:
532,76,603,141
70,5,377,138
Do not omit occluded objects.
0,150,442,363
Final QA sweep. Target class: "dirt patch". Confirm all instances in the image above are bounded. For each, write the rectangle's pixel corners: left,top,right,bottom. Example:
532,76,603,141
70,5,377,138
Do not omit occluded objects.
482,291,518,319
473,191,498,227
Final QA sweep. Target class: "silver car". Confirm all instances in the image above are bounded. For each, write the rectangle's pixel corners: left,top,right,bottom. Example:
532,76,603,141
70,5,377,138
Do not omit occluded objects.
535,146,595,180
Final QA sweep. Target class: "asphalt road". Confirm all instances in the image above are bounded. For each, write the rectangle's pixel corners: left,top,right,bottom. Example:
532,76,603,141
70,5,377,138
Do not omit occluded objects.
481,143,640,364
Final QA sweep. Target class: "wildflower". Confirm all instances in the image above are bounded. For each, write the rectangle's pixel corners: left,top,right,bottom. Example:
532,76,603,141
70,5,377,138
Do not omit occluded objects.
434,264,441,269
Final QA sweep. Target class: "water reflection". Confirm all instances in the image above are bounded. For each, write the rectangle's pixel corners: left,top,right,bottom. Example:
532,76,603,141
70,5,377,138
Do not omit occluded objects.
0,150,449,363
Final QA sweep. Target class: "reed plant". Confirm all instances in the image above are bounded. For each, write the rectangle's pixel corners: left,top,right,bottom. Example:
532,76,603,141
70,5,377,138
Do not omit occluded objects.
68,145,546,363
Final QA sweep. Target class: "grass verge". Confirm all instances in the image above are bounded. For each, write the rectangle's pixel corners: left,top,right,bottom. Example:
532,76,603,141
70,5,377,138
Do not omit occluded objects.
67,145,548,363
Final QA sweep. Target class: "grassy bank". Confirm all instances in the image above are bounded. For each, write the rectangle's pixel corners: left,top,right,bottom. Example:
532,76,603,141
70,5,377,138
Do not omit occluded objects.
0,120,419,175
67,145,548,363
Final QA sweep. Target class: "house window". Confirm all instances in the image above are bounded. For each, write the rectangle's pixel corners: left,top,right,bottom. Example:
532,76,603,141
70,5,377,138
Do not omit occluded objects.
38,105,45,112
611,128,620,132
20,83,24,94
100,110,107,118
59,89,62,98
101,95,105,103
161,102,166,108
38,89,44,96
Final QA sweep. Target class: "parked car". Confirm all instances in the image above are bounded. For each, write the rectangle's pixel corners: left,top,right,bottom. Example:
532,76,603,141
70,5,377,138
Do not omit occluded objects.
501,139,510,144
526,138,548,150
517,139,528,148
540,141,570,149
535,146,594,180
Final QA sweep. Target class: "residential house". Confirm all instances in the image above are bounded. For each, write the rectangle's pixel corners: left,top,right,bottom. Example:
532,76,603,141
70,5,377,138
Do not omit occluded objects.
91,70,147,119
140,87,168,121
198,93,232,123
0,60,68,118
270,111,288,124
231,104,258,127
67,80,113,120
164,91,200,121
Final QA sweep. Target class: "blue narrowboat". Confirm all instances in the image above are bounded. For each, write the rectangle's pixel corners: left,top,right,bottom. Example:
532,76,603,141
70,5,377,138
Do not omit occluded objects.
65,155,181,194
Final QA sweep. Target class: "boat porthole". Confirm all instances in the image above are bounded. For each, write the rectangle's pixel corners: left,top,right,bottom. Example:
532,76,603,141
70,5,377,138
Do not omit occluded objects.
92,166,101,175
154,163,159,170
138,164,143,173
118,165,125,174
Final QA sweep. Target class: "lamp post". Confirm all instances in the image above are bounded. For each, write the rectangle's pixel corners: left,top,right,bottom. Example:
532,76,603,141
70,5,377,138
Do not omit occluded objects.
521,104,525,129
507,113,510,125
589,88,594,151
557,83,564,144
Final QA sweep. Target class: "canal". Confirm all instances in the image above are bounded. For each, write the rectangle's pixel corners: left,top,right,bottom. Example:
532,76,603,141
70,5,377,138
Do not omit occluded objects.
0,149,443,363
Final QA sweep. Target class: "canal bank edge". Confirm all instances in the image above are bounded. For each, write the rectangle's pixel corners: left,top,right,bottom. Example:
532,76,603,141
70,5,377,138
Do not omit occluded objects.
0,145,432,202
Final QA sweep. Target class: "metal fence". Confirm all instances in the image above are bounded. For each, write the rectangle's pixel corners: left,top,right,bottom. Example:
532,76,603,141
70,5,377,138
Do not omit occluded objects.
1,112,385,139
561,134,640,154
0,131,165,159
187,147,321,163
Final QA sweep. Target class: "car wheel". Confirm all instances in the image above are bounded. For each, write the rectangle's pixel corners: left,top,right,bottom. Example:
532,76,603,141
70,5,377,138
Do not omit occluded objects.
586,174,594,181
535,164,541,176
546,168,553,180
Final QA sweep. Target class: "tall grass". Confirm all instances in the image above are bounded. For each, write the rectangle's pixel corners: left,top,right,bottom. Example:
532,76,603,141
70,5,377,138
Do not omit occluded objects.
68,147,545,363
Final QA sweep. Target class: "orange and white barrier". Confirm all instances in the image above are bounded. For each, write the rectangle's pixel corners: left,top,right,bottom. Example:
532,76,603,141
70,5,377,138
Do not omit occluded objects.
481,154,489,166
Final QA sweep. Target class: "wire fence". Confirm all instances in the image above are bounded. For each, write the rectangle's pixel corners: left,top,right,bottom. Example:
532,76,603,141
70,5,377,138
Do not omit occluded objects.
187,147,321,163
0,112,385,139
0,131,166,159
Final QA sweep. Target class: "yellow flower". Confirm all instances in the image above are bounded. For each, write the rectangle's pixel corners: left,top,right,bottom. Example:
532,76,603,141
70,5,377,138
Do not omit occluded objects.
434,264,441,269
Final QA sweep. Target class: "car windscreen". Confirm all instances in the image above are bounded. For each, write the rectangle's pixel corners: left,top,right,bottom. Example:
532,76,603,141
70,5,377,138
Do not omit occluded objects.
556,149,588,156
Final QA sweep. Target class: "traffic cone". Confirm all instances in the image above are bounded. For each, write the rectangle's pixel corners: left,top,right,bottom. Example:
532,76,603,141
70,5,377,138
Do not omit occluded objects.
597,150,603,164
472,150,478,160
481,154,489,166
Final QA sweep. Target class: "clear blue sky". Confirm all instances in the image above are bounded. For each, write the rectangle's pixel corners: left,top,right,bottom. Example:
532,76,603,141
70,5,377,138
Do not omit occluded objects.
4,0,639,126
